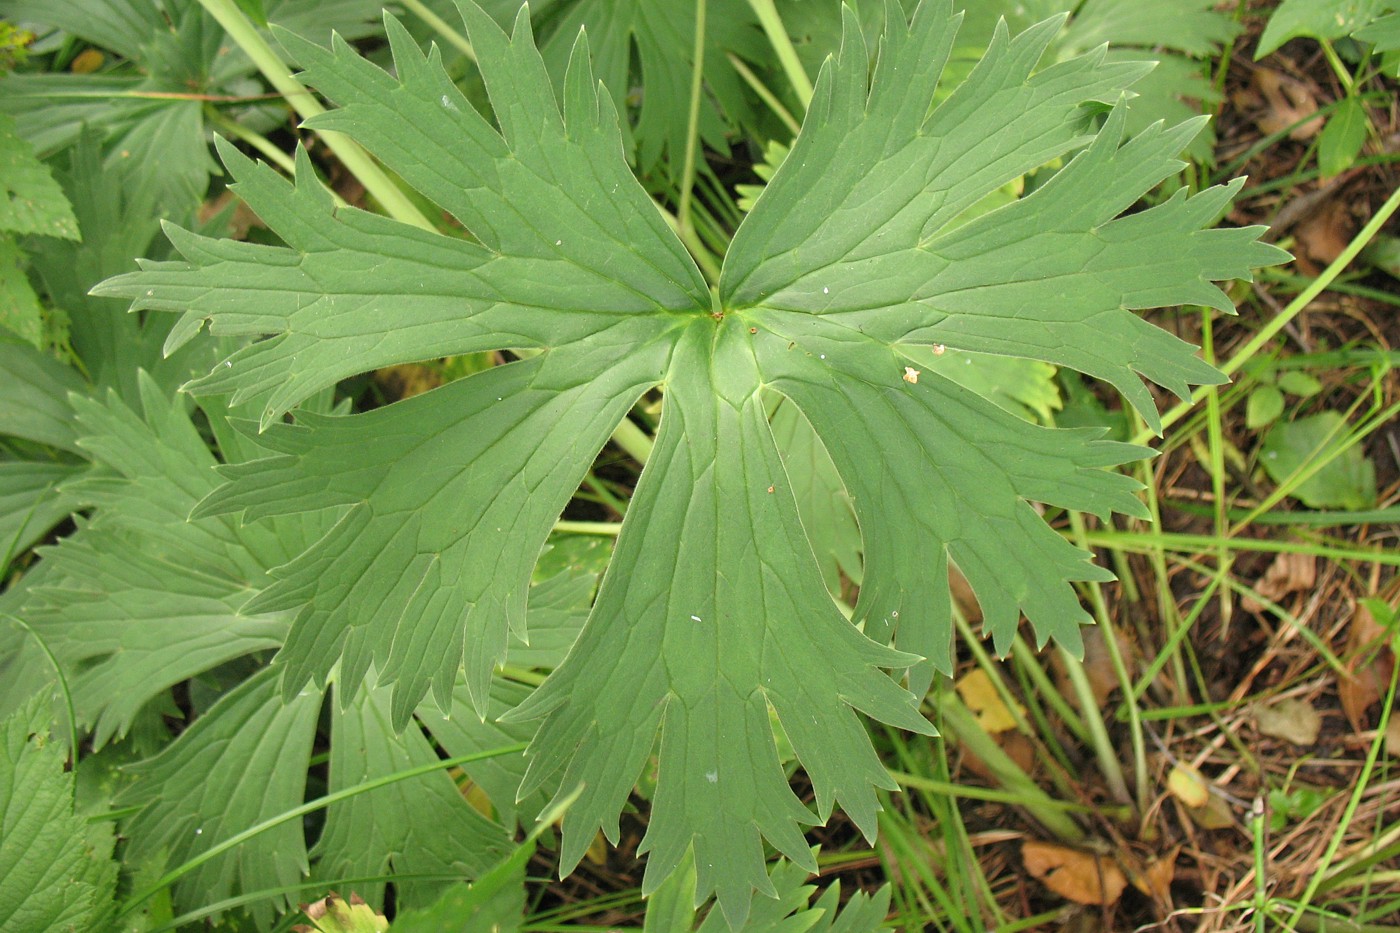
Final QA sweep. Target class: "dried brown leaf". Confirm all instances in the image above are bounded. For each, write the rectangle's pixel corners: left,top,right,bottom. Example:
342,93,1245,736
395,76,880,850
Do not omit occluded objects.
1022,840,1128,906
1253,69,1324,140
1241,553,1316,613
1340,601,1394,732
1294,199,1353,267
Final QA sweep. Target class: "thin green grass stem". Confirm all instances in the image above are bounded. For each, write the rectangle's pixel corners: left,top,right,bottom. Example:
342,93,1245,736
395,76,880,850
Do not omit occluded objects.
1201,311,1236,637
1134,451,1194,700
610,416,654,465
888,770,1120,816
953,611,1037,739
1250,796,1268,933
195,0,434,231
726,52,801,136
1079,530,1400,567
149,872,472,931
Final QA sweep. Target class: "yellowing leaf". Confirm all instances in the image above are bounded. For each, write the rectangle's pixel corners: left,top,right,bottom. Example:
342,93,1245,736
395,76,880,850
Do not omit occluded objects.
293,893,388,933
1167,764,1210,809
1254,697,1322,746
955,668,1021,734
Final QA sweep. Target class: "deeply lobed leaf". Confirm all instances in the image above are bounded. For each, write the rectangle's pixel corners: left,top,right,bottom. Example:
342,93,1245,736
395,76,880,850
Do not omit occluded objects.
94,0,1286,923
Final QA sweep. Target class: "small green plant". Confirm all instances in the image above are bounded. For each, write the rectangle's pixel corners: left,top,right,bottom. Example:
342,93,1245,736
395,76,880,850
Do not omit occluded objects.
89,0,1284,923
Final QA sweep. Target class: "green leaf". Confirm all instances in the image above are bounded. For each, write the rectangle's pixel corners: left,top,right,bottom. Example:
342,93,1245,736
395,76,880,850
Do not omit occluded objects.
1275,370,1324,398
690,851,891,932
0,339,88,452
95,0,1285,923
311,681,513,911
1246,383,1286,430
2,0,167,63
900,345,1062,424
769,398,862,598
1257,0,1389,57
0,112,80,240
0,236,45,347
1355,11,1400,74
117,668,323,926
1260,412,1377,510
416,679,545,829
1317,95,1370,178
537,0,766,174
0,460,85,561
645,849,699,933
0,693,117,933
25,376,293,747
387,842,529,933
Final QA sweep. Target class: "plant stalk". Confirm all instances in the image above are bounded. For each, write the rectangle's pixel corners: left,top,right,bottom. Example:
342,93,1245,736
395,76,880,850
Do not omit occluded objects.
196,0,434,231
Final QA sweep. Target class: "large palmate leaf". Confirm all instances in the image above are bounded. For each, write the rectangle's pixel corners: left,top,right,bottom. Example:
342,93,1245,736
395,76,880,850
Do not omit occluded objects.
96,0,1285,923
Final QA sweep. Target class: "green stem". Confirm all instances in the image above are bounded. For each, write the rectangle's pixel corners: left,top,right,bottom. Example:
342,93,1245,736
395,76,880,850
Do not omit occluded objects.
1200,311,1235,637
726,52,801,136
115,742,529,919
1132,181,1400,446
747,0,813,111
552,520,622,536
196,0,434,231
400,0,476,60
677,0,707,247
887,771,1122,815
610,415,654,465
1079,529,1400,566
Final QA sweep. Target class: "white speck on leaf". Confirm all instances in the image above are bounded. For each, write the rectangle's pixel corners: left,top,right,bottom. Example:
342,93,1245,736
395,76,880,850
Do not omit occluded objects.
195,828,203,835
822,286,829,294
555,239,562,246
440,94,459,112
691,615,702,622
932,343,946,355
903,367,920,384
705,770,718,783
